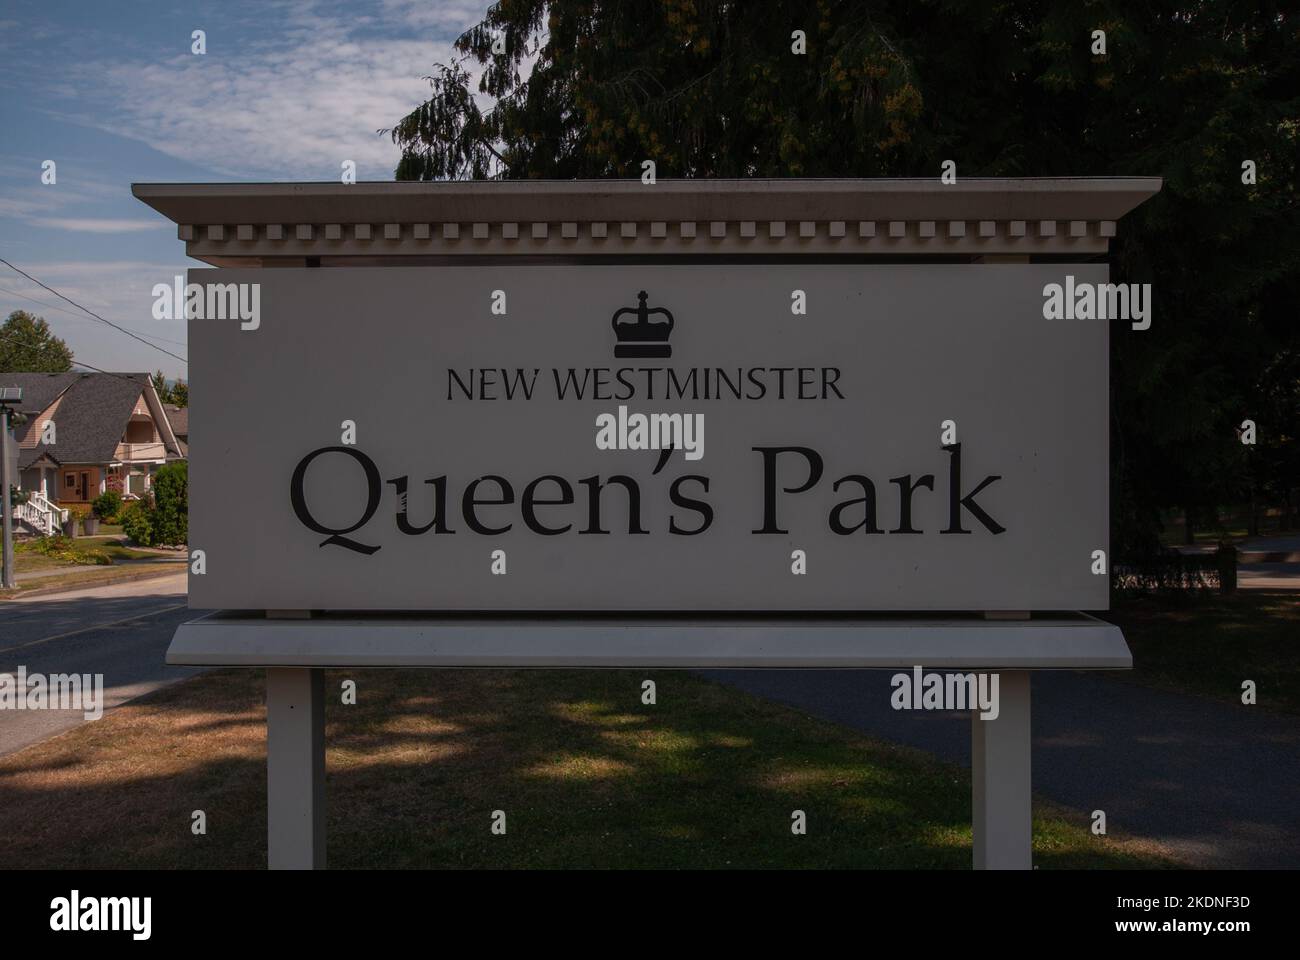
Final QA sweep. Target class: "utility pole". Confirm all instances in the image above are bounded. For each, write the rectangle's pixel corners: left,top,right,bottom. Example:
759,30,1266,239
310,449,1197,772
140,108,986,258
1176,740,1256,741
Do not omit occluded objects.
0,387,20,590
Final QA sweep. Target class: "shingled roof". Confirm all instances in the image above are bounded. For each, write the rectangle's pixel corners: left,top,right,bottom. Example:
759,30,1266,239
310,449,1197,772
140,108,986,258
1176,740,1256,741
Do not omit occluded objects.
3,372,80,418
1,371,156,469
163,403,188,437
164,403,189,455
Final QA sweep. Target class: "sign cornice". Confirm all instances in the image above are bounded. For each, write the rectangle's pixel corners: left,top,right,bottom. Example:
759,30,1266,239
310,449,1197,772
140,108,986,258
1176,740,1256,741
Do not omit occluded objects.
133,178,1161,263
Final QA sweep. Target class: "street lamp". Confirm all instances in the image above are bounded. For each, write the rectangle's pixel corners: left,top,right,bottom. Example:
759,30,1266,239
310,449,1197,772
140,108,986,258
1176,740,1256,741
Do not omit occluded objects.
0,385,23,589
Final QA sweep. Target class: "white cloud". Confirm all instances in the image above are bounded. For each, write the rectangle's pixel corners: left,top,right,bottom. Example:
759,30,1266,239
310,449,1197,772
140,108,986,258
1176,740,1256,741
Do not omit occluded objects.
62,0,495,180
377,0,488,30
0,159,139,226
30,218,167,234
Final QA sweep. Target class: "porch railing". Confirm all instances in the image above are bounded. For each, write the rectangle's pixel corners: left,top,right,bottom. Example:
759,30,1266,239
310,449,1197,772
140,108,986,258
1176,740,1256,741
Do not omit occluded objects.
15,490,70,537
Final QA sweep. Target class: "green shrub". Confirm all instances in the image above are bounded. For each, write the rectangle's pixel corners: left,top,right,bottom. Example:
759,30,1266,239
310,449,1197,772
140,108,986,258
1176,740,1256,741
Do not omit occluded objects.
121,502,155,547
92,490,123,522
149,462,188,546
116,464,187,547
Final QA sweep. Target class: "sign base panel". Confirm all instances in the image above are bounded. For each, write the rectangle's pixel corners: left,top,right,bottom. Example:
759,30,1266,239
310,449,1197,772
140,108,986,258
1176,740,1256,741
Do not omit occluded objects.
167,613,1130,669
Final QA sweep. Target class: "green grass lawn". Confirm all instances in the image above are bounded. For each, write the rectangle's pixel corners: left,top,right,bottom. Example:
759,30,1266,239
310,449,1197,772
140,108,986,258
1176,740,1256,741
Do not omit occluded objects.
4,535,179,597
12,550,72,574
13,535,161,573
0,668,1181,870
1155,508,1295,547
77,535,163,561
1107,593,1300,713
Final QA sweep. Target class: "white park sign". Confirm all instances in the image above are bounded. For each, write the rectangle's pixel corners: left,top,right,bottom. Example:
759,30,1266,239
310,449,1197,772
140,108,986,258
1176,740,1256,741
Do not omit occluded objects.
188,262,1109,612
136,178,1158,871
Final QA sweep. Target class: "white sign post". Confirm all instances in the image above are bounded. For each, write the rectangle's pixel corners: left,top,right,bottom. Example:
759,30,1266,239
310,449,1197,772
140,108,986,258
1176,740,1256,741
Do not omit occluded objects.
136,178,1159,870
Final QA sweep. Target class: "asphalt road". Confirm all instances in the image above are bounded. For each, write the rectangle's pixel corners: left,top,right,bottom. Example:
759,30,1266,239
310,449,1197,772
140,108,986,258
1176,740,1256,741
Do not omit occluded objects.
700,666,1300,868
0,572,201,758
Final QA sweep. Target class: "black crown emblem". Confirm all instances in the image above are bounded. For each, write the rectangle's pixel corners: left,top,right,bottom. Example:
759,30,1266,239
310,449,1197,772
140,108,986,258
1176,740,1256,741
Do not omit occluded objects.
611,291,674,358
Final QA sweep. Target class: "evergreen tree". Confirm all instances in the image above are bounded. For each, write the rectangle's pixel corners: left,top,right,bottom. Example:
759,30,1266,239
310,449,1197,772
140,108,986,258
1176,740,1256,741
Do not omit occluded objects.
390,1,1300,551
0,310,74,372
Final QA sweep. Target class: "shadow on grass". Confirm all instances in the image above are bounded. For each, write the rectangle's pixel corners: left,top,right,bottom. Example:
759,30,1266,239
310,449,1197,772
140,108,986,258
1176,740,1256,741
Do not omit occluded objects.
0,668,1180,869
1105,593,1300,713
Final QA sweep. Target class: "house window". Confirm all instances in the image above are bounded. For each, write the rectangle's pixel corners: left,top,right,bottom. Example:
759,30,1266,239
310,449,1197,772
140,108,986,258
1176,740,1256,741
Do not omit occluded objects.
65,474,75,489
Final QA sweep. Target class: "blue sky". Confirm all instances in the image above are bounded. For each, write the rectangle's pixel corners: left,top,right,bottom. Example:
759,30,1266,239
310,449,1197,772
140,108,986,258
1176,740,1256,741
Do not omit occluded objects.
0,0,490,380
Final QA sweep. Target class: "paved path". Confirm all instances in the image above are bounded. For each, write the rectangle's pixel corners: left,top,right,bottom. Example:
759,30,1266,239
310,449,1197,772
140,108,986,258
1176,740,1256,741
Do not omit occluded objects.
1195,535,1300,554
1178,534,1300,562
700,668,1300,868
1238,563,1300,591
0,572,202,757
1239,535,1300,552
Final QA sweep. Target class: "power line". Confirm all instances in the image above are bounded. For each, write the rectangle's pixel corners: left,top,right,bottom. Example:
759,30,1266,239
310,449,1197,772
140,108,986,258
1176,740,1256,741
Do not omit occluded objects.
0,258,187,364
0,332,153,387
0,285,189,348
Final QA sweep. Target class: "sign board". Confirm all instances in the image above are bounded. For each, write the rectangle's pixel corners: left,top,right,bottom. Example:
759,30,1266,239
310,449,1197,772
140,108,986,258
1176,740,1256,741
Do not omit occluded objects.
189,263,1108,612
